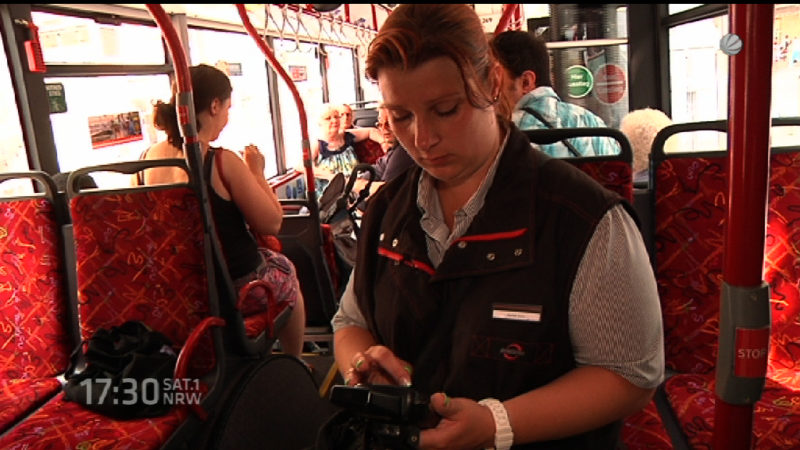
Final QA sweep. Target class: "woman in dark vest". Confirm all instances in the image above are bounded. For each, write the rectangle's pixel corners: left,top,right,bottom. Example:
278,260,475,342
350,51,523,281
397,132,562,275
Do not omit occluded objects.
331,5,664,449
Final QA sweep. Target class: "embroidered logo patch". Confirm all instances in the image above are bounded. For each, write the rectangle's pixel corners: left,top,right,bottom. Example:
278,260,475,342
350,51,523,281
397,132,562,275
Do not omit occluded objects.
500,343,525,361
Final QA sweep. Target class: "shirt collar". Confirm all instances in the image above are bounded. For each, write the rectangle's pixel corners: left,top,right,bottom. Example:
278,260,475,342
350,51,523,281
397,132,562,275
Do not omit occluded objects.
416,125,511,265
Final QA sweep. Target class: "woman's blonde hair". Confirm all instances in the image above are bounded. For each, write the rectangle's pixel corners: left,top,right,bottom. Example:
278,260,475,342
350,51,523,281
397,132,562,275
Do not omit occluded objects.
620,108,673,173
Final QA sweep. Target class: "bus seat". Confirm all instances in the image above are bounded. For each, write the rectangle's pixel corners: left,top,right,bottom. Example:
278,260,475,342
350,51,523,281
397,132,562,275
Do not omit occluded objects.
524,128,634,202
651,121,729,375
665,373,800,449
619,395,676,450
523,128,678,448
0,172,73,433
351,104,378,129
278,199,338,346
0,160,229,449
354,139,385,165
763,144,800,386
652,118,800,449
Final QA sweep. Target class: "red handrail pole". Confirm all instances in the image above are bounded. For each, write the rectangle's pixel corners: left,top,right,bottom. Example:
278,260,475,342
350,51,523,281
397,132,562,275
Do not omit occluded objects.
494,4,518,34
145,5,198,158
513,6,523,31
235,4,316,202
715,4,774,450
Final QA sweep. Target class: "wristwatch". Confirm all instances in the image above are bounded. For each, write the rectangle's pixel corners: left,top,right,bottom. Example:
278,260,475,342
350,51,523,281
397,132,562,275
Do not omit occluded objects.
479,398,514,450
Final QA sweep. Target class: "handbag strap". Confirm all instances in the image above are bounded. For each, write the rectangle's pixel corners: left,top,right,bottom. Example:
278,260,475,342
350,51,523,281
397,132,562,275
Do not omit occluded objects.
204,147,233,194
136,147,151,185
215,147,233,193
521,107,582,157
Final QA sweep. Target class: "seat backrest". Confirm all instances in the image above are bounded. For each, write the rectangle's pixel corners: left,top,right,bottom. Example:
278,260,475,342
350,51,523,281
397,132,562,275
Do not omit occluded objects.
763,139,800,384
0,172,72,380
351,102,379,129
524,127,634,202
278,199,338,331
67,162,209,350
651,118,800,378
651,122,728,374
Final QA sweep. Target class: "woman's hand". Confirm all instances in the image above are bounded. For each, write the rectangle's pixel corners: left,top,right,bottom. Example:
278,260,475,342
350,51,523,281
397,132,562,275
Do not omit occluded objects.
241,144,265,176
419,393,496,450
344,345,413,387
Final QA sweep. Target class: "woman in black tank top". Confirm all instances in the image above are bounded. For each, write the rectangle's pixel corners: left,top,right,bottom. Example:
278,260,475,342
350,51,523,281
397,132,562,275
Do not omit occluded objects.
140,64,306,356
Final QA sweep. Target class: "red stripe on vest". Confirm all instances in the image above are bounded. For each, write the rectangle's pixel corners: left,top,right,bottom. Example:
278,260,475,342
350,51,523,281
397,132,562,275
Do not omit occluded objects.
453,228,528,243
377,247,435,275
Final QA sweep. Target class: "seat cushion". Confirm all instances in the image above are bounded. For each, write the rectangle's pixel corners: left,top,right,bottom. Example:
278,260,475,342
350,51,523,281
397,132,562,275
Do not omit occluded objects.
0,377,62,432
0,392,185,449
620,400,673,449
665,373,800,449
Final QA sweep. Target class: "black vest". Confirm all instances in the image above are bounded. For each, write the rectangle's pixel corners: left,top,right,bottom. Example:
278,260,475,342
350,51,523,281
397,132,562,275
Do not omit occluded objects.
355,126,629,449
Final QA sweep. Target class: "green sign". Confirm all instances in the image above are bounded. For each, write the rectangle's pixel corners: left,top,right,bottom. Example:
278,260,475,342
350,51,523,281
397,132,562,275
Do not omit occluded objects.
46,83,67,114
566,65,593,99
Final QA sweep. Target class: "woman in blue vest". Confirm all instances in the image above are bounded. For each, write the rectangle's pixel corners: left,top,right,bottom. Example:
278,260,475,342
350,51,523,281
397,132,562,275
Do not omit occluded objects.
331,5,664,449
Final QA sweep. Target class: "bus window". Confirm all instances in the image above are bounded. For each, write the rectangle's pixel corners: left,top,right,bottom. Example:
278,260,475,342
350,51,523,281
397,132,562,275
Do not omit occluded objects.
33,11,165,65
669,15,729,126
275,38,323,170
355,38,380,103
545,5,630,129
668,15,729,152
32,9,169,188
668,5,703,15
324,45,357,106
46,75,170,188
0,35,30,196
189,28,278,177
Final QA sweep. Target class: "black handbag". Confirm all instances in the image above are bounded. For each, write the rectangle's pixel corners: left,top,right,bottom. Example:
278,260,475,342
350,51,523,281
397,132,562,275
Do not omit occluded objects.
63,320,178,420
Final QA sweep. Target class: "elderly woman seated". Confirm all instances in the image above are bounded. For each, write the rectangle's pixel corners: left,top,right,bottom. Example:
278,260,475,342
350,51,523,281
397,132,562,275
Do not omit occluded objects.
310,103,380,197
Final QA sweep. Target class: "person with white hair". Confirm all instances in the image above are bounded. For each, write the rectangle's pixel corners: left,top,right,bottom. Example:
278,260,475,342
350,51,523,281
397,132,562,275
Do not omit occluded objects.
619,108,673,187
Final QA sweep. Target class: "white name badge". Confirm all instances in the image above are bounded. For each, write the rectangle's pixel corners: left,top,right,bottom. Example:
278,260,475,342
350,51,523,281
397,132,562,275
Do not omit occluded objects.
492,303,542,322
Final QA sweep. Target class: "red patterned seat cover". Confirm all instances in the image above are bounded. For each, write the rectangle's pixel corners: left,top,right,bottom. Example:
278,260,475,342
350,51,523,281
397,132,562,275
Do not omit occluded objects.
654,156,728,374
70,188,210,347
0,378,63,432
0,199,71,380
0,186,215,446
569,160,634,203
353,139,385,165
656,150,800,447
0,392,186,449
620,400,673,449
665,373,800,449
764,151,800,387
0,197,71,432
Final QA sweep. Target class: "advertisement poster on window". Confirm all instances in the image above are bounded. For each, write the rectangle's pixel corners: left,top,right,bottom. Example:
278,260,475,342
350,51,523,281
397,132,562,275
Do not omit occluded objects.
289,65,307,82
88,111,143,149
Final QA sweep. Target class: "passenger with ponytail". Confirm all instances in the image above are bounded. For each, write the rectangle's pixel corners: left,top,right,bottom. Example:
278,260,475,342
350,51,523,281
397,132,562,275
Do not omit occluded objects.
139,64,306,357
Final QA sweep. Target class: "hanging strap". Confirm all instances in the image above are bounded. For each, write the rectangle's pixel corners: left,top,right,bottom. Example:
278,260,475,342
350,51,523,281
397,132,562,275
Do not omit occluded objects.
521,107,582,157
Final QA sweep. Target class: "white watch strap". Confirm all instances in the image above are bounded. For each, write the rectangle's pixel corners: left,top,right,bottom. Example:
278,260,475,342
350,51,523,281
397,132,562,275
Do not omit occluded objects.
479,398,514,450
